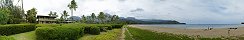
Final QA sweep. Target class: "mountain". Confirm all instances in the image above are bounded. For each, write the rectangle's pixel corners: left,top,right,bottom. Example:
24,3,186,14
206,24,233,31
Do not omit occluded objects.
69,16,81,21
120,17,185,24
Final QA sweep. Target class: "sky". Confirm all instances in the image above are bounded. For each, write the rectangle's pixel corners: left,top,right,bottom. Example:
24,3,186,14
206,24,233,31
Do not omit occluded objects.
13,0,244,24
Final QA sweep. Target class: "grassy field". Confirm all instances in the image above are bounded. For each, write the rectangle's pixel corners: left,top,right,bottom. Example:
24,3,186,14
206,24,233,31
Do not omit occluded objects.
9,31,36,40
78,29,122,40
124,28,133,40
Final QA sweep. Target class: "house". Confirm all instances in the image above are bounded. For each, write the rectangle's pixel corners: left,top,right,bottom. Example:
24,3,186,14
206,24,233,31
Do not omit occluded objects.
37,15,57,24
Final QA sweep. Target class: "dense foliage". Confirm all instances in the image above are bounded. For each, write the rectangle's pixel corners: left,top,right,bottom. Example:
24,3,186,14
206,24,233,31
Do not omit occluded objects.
83,26,100,35
35,24,123,40
0,24,36,35
36,27,84,40
0,10,9,25
1,0,26,24
26,8,37,23
111,24,124,28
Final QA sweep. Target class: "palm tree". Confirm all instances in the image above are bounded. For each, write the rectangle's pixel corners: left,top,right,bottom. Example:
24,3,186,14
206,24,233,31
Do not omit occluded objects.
62,10,69,20
67,0,77,21
91,13,96,23
48,11,53,16
98,12,105,23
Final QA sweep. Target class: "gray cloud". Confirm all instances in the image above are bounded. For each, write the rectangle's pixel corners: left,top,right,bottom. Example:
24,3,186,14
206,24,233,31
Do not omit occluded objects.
118,0,126,2
14,0,244,24
130,8,144,12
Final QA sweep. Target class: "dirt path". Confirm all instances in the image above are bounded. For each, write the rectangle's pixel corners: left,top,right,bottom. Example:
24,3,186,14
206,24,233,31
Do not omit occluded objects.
119,27,125,40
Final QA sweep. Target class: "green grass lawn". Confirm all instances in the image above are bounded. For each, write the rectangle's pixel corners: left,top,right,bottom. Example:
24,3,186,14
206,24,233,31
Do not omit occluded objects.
78,29,122,40
9,31,36,40
124,28,133,40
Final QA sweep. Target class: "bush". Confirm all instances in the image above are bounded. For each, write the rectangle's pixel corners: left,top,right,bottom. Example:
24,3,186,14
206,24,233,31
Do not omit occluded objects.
36,26,84,40
84,26,100,35
0,36,15,40
36,24,61,27
96,25,112,32
111,24,124,28
0,24,36,35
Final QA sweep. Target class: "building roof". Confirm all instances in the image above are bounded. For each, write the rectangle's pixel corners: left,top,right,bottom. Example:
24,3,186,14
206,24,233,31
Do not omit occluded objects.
37,15,57,18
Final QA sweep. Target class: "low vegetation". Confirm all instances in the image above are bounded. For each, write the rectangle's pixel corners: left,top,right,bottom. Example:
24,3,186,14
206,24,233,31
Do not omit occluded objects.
0,24,36,35
78,29,122,40
35,24,123,40
126,27,194,40
36,24,61,27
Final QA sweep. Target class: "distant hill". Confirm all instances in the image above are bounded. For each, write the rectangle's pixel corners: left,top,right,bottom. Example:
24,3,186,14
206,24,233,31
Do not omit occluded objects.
120,17,185,24
69,16,81,21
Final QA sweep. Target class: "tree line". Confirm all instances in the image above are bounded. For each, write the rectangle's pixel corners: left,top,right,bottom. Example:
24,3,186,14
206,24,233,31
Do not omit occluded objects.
0,0,37,24
0,0,123,24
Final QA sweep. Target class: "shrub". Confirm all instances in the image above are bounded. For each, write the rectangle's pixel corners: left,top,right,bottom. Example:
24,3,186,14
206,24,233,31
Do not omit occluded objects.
84,26,100,35
36,24,61,27
0,24,36,35
36,26,84,40
0,36,15,40
96,25,112,32
111,24,124,28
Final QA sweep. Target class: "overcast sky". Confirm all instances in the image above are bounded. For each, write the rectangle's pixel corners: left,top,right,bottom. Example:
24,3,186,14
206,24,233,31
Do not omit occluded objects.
13,0,244,24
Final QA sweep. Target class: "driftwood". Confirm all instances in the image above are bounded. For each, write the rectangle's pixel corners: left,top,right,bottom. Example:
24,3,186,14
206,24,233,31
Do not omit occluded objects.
228,28,237,30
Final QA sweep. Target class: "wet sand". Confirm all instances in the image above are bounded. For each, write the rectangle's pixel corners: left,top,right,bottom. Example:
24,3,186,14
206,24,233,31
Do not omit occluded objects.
128,25,244,38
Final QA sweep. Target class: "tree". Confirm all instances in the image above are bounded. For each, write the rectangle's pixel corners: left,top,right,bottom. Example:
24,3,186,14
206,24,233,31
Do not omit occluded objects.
62,10,69,20
111,15,116,21
110,15,120,24
48,11,58,17
1,0,25,24
98,12,105,23
48,11,53,16
26,8,37,23
8,6,25,24
81,15,86,23
91,13,96,23
0,8,10,24
68,0,78,21
53,12,58,17
59,14,64,21
115,15,119,21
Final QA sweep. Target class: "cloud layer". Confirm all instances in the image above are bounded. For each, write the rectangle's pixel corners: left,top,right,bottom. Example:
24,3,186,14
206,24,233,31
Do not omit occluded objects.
13,0,244,24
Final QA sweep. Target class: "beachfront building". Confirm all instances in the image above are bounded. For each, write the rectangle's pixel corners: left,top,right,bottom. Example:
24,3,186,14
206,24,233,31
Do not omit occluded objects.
37,15,57,24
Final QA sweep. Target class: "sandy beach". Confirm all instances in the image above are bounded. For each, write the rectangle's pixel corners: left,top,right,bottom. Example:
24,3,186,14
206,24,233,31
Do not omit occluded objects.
128,25,244,38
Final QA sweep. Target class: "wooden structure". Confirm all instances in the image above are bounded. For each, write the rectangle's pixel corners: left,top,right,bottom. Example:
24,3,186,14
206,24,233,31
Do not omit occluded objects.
37,15,57,24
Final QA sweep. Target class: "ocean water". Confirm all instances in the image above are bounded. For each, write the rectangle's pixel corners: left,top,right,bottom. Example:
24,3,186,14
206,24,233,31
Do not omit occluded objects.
133,24,244,29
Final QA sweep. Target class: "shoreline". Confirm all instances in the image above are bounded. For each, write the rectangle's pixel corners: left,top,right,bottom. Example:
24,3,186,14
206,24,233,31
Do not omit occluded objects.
128,25,244,38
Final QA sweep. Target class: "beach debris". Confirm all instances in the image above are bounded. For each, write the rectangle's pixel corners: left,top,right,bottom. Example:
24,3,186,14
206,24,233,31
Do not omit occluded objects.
228,28,237,30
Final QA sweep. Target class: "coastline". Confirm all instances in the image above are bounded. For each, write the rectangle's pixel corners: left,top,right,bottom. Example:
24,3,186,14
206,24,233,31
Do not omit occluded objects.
128,25,244,38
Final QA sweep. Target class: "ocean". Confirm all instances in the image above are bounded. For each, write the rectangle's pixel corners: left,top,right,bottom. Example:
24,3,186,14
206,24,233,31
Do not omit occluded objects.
132,24,244,29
